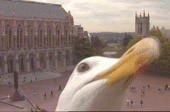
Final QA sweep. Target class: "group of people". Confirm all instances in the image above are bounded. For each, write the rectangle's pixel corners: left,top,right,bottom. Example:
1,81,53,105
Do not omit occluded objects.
32,84,62,99
126,99,143,107
127,83,170,108
43,91,54,99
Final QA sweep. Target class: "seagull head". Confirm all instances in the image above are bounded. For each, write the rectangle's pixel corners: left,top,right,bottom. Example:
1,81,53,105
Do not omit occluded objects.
56,36,161,111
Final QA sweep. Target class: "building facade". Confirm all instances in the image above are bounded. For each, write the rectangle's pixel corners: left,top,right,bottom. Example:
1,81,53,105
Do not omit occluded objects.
135,10,150,37
0,0,78,74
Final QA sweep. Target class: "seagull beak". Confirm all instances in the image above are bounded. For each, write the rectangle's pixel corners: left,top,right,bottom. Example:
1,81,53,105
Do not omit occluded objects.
97,36,161,89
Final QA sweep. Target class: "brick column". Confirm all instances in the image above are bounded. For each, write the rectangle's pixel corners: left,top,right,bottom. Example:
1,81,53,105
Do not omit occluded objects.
16,54,19,72
4,56,8,74
46,52,49,69
54,51,58,69
36,53,40,70
26,54,30,72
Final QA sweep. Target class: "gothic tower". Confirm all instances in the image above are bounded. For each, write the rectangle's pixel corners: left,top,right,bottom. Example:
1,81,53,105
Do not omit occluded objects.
135,10,150,37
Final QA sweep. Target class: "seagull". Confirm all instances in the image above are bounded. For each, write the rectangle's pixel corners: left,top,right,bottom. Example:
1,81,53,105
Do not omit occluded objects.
56,36,161,111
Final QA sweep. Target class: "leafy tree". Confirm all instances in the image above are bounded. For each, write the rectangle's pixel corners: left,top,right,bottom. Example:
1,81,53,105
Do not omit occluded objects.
122,33,133,48
145,26,170,74
73,37,93,64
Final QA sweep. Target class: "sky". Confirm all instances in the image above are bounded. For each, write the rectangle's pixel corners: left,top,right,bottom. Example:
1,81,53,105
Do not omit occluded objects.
26,0,170,32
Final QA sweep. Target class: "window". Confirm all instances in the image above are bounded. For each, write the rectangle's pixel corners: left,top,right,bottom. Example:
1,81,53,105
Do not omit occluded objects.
5,24,12,49
38,25,43,47
17,25,23,49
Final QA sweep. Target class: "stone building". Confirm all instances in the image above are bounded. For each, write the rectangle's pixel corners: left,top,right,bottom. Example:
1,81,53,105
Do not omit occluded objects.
0,0,77,74
135,10,150,37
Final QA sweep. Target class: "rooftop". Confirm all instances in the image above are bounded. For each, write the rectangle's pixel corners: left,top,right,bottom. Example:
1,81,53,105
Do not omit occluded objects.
0,0,70,20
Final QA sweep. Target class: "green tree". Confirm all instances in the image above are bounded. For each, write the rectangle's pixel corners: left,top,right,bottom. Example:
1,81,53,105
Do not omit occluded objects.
91,36,106,56
73,38,93,64
145,26,170,74
122,33,133,48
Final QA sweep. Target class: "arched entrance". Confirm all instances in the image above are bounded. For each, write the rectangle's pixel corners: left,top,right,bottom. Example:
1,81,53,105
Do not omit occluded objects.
66,50,70,65
49,52,55,69
18,54,26,72
29,53,36,71
7,55,14,73
57,51,63,67
39,53,46,69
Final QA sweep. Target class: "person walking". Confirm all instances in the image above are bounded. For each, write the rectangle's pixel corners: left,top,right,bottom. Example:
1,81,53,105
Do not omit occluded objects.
130,99,133,107
8,82,11,87
44,93,46,99
140,100,143,107
165,84,168,91
126,99,130,106
35,77,37,81
59,84,61,90
143,91,145,96
50,91,53,97
148,85,150,89
158,88,161,92
33,90,36,96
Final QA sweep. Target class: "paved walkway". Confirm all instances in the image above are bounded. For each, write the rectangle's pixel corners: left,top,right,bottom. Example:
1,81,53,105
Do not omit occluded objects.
0,65,75,85
1,69,170,111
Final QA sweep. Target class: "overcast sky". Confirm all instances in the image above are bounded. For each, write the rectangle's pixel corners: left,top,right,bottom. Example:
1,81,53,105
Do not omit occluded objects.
27,0,170,32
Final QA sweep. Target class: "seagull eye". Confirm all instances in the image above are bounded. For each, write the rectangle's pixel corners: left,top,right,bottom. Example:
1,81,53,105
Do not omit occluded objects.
77,63,89,72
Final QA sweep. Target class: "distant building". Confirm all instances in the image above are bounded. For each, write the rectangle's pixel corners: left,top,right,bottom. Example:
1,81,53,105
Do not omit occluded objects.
0,0,86,74
135,10,150,37
161,27,170,39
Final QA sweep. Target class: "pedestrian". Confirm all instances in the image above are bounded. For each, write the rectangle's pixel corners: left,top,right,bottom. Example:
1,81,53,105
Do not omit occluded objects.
143,85,145,90
35,77,37,81
158,88,161,92
30,108,33,112
50,91,53,97
126,99,130,106
44,92,46,99
54,78,56,82
148,85,150,89
130,99,133,107
140,100,143,107
143,91,145,96
33,90,36,96
59,84,61,90
165,84,168,91
30,78,32,83
8,82,11,87
36,104,40,110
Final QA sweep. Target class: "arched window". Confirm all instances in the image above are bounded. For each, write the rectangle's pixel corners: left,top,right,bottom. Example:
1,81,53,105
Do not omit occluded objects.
64,26,67,45
47,25,51,46
28,25,33,48
38,25,43,47
17,25,23,49
5,25,12,49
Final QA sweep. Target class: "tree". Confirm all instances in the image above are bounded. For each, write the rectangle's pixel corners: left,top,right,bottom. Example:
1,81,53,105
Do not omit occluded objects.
145,26,170,74
73,38,93,64
122,33,133,48
91,36,106,56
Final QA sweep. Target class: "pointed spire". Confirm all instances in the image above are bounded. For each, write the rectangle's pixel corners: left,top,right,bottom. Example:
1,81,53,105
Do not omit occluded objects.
140,13,141,17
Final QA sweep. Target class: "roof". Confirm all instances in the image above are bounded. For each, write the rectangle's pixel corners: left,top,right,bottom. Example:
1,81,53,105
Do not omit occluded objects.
0,0,69,20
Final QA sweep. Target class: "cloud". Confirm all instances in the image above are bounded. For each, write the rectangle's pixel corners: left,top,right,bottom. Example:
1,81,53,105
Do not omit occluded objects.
28,0,170,32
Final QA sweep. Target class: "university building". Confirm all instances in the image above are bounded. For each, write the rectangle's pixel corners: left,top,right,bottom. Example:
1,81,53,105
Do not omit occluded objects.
0,0,86,74
135,10,150,37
